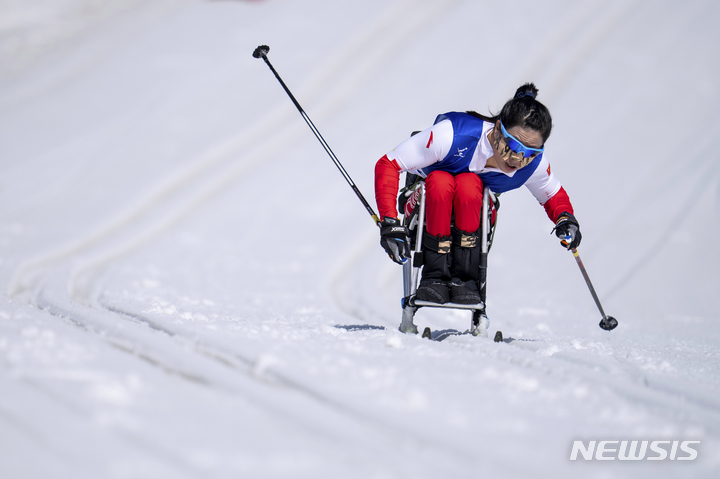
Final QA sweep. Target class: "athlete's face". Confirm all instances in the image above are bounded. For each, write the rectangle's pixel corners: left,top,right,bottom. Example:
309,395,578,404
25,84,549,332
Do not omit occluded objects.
491,120,544,173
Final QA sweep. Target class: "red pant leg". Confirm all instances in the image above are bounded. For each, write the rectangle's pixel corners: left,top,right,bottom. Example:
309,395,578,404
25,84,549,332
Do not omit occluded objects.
453,173,484,233
425,171,454,237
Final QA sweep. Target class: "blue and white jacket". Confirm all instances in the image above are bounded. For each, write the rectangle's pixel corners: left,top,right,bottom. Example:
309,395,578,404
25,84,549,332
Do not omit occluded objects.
385,111,562,204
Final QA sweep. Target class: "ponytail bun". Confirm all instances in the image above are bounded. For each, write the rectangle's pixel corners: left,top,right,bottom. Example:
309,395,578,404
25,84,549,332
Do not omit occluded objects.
500,82,552,143
514,83,539,100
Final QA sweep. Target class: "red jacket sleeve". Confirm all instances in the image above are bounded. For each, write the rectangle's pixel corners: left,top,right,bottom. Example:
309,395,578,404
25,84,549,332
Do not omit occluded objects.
543,186,574,223
374,155,401,219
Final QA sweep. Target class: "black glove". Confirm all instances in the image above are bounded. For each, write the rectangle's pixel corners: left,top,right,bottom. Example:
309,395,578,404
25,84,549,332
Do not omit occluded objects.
379,217,409,264
553,212,582,250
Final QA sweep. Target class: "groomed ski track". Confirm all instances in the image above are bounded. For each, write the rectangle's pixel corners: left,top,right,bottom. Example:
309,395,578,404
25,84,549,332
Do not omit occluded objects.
1,1,720,478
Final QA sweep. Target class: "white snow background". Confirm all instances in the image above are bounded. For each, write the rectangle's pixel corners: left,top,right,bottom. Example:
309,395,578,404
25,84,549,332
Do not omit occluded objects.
1,0,719,477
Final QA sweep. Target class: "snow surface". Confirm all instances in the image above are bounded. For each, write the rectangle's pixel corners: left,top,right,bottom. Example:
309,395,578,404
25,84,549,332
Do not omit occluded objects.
1,0,720,477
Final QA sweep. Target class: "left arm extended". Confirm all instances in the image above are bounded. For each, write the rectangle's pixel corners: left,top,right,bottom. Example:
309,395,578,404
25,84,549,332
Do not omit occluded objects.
524,157,581,249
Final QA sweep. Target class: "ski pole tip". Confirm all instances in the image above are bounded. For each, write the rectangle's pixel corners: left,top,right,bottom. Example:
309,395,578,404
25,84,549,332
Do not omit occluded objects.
253,45,270,59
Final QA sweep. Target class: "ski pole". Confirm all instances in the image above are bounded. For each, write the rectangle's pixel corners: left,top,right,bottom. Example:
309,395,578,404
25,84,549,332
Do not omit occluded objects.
570,248,618,331
252,45,381,226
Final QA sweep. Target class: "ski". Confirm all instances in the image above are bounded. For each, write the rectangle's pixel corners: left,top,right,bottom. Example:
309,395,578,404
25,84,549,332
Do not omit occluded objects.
420,327,505,343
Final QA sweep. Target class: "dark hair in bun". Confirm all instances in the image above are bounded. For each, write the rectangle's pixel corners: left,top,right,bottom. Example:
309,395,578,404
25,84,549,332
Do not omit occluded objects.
500,83,552,143
467,82,553,144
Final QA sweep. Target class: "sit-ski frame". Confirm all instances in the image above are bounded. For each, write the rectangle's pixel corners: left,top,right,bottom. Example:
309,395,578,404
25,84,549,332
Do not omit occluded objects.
399,180,498,337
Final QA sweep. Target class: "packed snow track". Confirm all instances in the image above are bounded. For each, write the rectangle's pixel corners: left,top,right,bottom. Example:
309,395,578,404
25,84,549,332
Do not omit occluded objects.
1,1,719,478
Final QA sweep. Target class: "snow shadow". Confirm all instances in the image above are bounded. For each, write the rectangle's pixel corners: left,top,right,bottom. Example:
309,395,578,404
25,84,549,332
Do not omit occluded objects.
334,324,386,332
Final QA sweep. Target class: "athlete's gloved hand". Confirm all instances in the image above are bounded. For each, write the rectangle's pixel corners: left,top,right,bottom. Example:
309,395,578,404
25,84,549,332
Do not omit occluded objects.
379,217,409,264
553,212,582,250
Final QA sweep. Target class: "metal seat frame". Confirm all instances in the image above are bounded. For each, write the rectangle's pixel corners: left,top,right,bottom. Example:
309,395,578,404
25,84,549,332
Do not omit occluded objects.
398,178,498,336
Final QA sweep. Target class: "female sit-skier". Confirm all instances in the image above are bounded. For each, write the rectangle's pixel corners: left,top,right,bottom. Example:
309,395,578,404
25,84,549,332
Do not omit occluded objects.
375,83,581,305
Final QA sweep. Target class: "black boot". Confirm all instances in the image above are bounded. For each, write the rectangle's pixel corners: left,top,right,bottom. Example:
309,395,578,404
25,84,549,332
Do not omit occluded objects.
416,232,452,304
450,227,482,304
